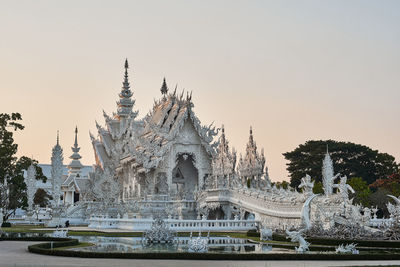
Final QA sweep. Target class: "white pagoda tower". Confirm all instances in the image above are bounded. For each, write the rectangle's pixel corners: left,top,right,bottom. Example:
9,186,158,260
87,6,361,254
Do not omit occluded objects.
51,131,64,206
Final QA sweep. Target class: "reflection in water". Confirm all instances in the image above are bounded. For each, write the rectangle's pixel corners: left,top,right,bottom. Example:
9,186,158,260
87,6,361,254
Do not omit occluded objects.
72,236,289,254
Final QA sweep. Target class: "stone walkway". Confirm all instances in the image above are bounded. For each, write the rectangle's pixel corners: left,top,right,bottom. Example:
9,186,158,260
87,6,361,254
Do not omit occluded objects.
1,241,400,267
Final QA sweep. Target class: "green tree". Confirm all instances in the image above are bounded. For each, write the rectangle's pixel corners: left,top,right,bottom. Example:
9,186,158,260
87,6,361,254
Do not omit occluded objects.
275,180,289,189
347,177,371,207
369,187,390,217
0,113,45,222
283,140,398,188
33,188,53,207
313,181,324,194
369,172,400,197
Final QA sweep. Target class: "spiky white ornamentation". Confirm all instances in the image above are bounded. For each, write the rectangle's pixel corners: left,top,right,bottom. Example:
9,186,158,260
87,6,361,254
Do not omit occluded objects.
25,164,36,211
322,147,339,196
237,127,270,189
211,125,237,189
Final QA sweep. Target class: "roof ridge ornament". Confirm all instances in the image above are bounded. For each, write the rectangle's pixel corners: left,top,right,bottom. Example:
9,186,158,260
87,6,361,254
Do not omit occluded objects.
161,77,168,97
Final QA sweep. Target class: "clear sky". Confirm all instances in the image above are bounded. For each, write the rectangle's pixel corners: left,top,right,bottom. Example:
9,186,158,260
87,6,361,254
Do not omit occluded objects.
1,1,399,182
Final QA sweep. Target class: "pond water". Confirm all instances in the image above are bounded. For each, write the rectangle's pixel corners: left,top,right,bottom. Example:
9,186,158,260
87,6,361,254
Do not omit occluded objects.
72,236,292,254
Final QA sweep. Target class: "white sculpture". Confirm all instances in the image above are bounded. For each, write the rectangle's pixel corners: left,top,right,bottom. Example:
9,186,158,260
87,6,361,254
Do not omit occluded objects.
298,174,314,196
142,217,176,244
300,194,319,230
52,228,68,238
335,243,359,254
322,147,340,196
333,175,355,202
260,228,273,241
188,231,209,252
285,229,310,253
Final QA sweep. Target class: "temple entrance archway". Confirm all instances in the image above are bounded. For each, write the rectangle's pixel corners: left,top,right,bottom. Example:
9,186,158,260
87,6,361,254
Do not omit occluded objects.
172,153,198,200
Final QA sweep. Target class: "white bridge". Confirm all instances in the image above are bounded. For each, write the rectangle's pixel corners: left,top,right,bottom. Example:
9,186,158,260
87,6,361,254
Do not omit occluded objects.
198,188,305,230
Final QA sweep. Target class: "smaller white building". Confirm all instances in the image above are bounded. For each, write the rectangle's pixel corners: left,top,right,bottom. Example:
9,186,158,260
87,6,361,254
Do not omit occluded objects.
24,130,92,207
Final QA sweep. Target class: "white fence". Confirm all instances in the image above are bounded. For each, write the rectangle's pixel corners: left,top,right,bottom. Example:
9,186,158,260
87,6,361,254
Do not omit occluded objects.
88,217,259,232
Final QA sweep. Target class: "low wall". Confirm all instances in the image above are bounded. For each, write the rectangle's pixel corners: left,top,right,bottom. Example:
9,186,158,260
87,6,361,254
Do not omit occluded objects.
88,218,259,232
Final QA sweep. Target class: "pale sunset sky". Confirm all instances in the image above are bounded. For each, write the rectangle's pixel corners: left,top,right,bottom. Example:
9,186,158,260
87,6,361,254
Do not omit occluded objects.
0,1,399,182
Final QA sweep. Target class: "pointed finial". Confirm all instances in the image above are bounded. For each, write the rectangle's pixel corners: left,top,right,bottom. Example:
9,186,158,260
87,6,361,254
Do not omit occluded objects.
74,126,78,147
124,58,129,70
326,144,329,154
222,124,225,134
122,59,130,91
56,130,59,146
249,126,254,145
161,77,168,95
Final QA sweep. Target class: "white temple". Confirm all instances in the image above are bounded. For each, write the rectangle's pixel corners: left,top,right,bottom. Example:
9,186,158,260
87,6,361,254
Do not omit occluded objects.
25,60,373,233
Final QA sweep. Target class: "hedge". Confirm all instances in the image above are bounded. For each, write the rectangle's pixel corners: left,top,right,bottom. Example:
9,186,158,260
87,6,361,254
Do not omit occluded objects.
1,222,11,227
0,236,74,242
27,241,400,260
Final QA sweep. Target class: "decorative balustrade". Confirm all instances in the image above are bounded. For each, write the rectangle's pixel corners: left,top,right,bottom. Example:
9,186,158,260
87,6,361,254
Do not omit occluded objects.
88,217,259,231
200,188,303,219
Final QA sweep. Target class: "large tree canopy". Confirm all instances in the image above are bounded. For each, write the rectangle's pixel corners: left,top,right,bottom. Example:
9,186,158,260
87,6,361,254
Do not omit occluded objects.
34,188,53,207
0,113,45,222
283,140,399,188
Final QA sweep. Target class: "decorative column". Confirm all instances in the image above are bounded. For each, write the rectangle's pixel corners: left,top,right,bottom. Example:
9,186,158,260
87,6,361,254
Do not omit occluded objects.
25,164,36,211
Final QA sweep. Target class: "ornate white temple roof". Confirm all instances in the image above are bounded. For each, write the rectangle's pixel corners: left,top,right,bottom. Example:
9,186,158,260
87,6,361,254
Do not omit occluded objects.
91,61,219,172
212,125,236,177
237,127,267,179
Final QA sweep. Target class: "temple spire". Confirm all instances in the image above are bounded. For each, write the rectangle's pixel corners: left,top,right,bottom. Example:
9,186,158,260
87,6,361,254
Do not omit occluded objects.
73,126,78,149
123,58,130,91
249,126,254,146
51,131,64,206
68,126,83,175
116,58,135,119
161,77,168,96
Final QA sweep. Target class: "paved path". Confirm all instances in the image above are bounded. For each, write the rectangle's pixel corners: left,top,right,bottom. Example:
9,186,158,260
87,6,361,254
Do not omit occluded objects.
1,241,400,267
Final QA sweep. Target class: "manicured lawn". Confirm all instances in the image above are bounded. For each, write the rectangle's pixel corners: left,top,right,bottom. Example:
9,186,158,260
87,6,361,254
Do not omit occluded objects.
1,225,52,233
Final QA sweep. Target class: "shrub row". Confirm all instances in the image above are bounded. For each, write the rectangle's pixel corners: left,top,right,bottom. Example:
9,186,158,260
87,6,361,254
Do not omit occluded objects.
0,236,73,242
246,230,260,238
27,242,400,261
1,222,11,227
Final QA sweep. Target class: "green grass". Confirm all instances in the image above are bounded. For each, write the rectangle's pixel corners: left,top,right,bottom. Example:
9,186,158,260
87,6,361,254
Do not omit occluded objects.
1,225,52,233
68,231,142,237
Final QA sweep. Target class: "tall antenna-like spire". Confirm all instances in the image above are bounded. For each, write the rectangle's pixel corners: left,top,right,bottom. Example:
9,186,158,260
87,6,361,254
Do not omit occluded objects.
161,77,168,96
249,126,254,145
123,58,130,91
56,130,59,146
73,126,78,148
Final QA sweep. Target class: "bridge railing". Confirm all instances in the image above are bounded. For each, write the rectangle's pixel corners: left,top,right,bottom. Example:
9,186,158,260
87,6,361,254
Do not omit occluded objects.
88,217,259,231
